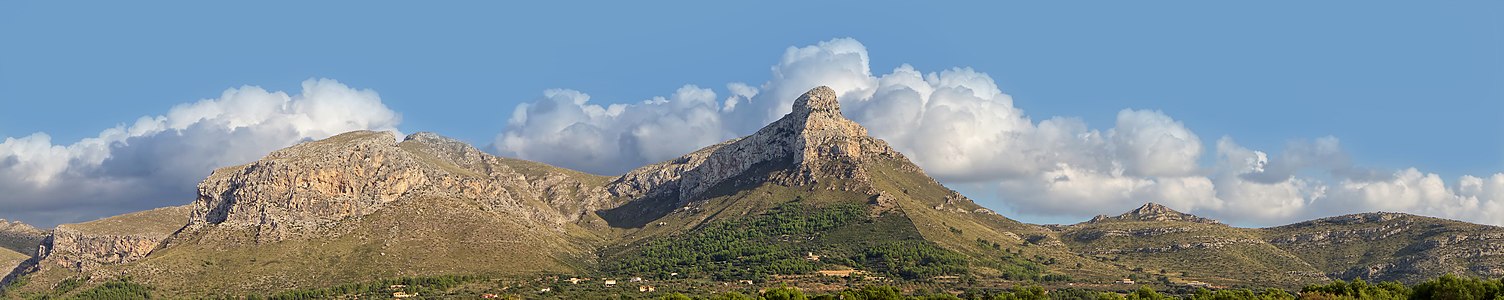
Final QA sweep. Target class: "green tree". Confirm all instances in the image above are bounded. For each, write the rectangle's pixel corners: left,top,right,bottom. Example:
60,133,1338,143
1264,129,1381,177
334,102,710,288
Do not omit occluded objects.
761,287,807,300
1410,274,1504,300
661,293,695,300
1302,278,1408,300
711,291,758,300
1126,287,1170,300
839,285,903,300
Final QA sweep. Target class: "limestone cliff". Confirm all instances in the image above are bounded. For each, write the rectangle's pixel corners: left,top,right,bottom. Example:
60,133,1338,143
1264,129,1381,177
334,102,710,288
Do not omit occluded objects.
183,130,607,243
607,86,904,205
0,204,190,289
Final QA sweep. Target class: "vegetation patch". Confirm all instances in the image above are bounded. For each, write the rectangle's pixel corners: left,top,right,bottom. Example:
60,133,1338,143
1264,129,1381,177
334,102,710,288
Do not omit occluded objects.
69,278,152,300
603,201,975,280
258,275,476,299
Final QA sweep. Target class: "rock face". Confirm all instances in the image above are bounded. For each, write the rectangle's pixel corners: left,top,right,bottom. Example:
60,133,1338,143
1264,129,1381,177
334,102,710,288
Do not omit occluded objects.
1,205,192,286
46,227,161,271
608,86,903,204
184,131,605,242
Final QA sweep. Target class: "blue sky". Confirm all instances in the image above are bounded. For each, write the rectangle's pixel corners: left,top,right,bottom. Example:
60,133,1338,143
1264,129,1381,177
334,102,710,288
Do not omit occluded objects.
1,1,1501,227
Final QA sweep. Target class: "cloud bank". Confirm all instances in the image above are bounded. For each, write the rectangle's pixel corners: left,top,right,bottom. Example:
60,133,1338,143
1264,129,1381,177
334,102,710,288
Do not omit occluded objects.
0,79,401,227
494,38,1504,226
4,39,1496,228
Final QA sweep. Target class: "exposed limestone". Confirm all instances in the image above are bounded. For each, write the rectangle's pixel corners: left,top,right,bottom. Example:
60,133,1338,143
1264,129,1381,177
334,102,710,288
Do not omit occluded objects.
46,227,160,271
184,130,594,243
5,205,189,282
607,86,904,205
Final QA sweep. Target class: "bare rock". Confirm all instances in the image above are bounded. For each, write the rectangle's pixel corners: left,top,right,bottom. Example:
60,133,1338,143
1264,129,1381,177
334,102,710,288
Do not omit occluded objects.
184,131,592,243
607,86,904,205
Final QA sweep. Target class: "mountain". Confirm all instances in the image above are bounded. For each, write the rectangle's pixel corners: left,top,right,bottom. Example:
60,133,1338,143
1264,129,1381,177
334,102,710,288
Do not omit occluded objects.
4,130,619,297
1057,203,1325,287
1057,204,1504,287
594,86,1117,282
4,86,1503,297
1262,212,1504,283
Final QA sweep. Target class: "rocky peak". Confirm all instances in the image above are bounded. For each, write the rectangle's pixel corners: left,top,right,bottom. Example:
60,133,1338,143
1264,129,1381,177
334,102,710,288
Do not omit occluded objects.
1091,202,1220,225
608,86,905,203
792,85,841,114
781,86,880,167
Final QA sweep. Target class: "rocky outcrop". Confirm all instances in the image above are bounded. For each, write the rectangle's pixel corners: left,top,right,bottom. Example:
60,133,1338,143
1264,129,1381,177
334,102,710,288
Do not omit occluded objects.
1,205,191,283
1088,202,1220,225
607,86,905,205
45,227,160,271
400,132,613,221
184,130,607,243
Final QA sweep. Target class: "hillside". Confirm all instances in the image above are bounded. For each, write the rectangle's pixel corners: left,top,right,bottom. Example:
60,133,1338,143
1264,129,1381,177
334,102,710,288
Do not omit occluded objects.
1054,204,1504,287
1,205,189,296
591,86,1122,283
0,220,45,280
0,250,23,283
1262,212,1504,283
4,131,614,298
1057,203,1325,287
0,220,44,259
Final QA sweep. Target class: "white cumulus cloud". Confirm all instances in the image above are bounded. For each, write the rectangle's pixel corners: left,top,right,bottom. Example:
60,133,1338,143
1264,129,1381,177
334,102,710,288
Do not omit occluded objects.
495,85,732,175
492,37,1504,227
0,78,401,227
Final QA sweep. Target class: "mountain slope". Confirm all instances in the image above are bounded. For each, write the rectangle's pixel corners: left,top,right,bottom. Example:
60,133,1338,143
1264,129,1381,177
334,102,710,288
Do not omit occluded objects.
0,250,25,286
1262,212,1504,283
5,86,1504,297
5,131,614,297
596,86,1121,282
2,205,189,297
0,220,45,257
0,220,45,279
1057,203,1325,287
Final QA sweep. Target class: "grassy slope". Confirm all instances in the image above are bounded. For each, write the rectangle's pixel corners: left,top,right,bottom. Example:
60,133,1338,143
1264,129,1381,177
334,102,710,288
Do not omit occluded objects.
598,157,1129,283
96,196,595,298
596,160,885,257
0,248,25,278
59,205,190,237
1057,219,1323,287
593,157,958,279
3,205,192,298
866,159,1127,282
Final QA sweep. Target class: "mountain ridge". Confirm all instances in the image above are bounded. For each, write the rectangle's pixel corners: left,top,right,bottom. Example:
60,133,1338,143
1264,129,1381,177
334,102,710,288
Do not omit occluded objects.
3,86,1502,297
